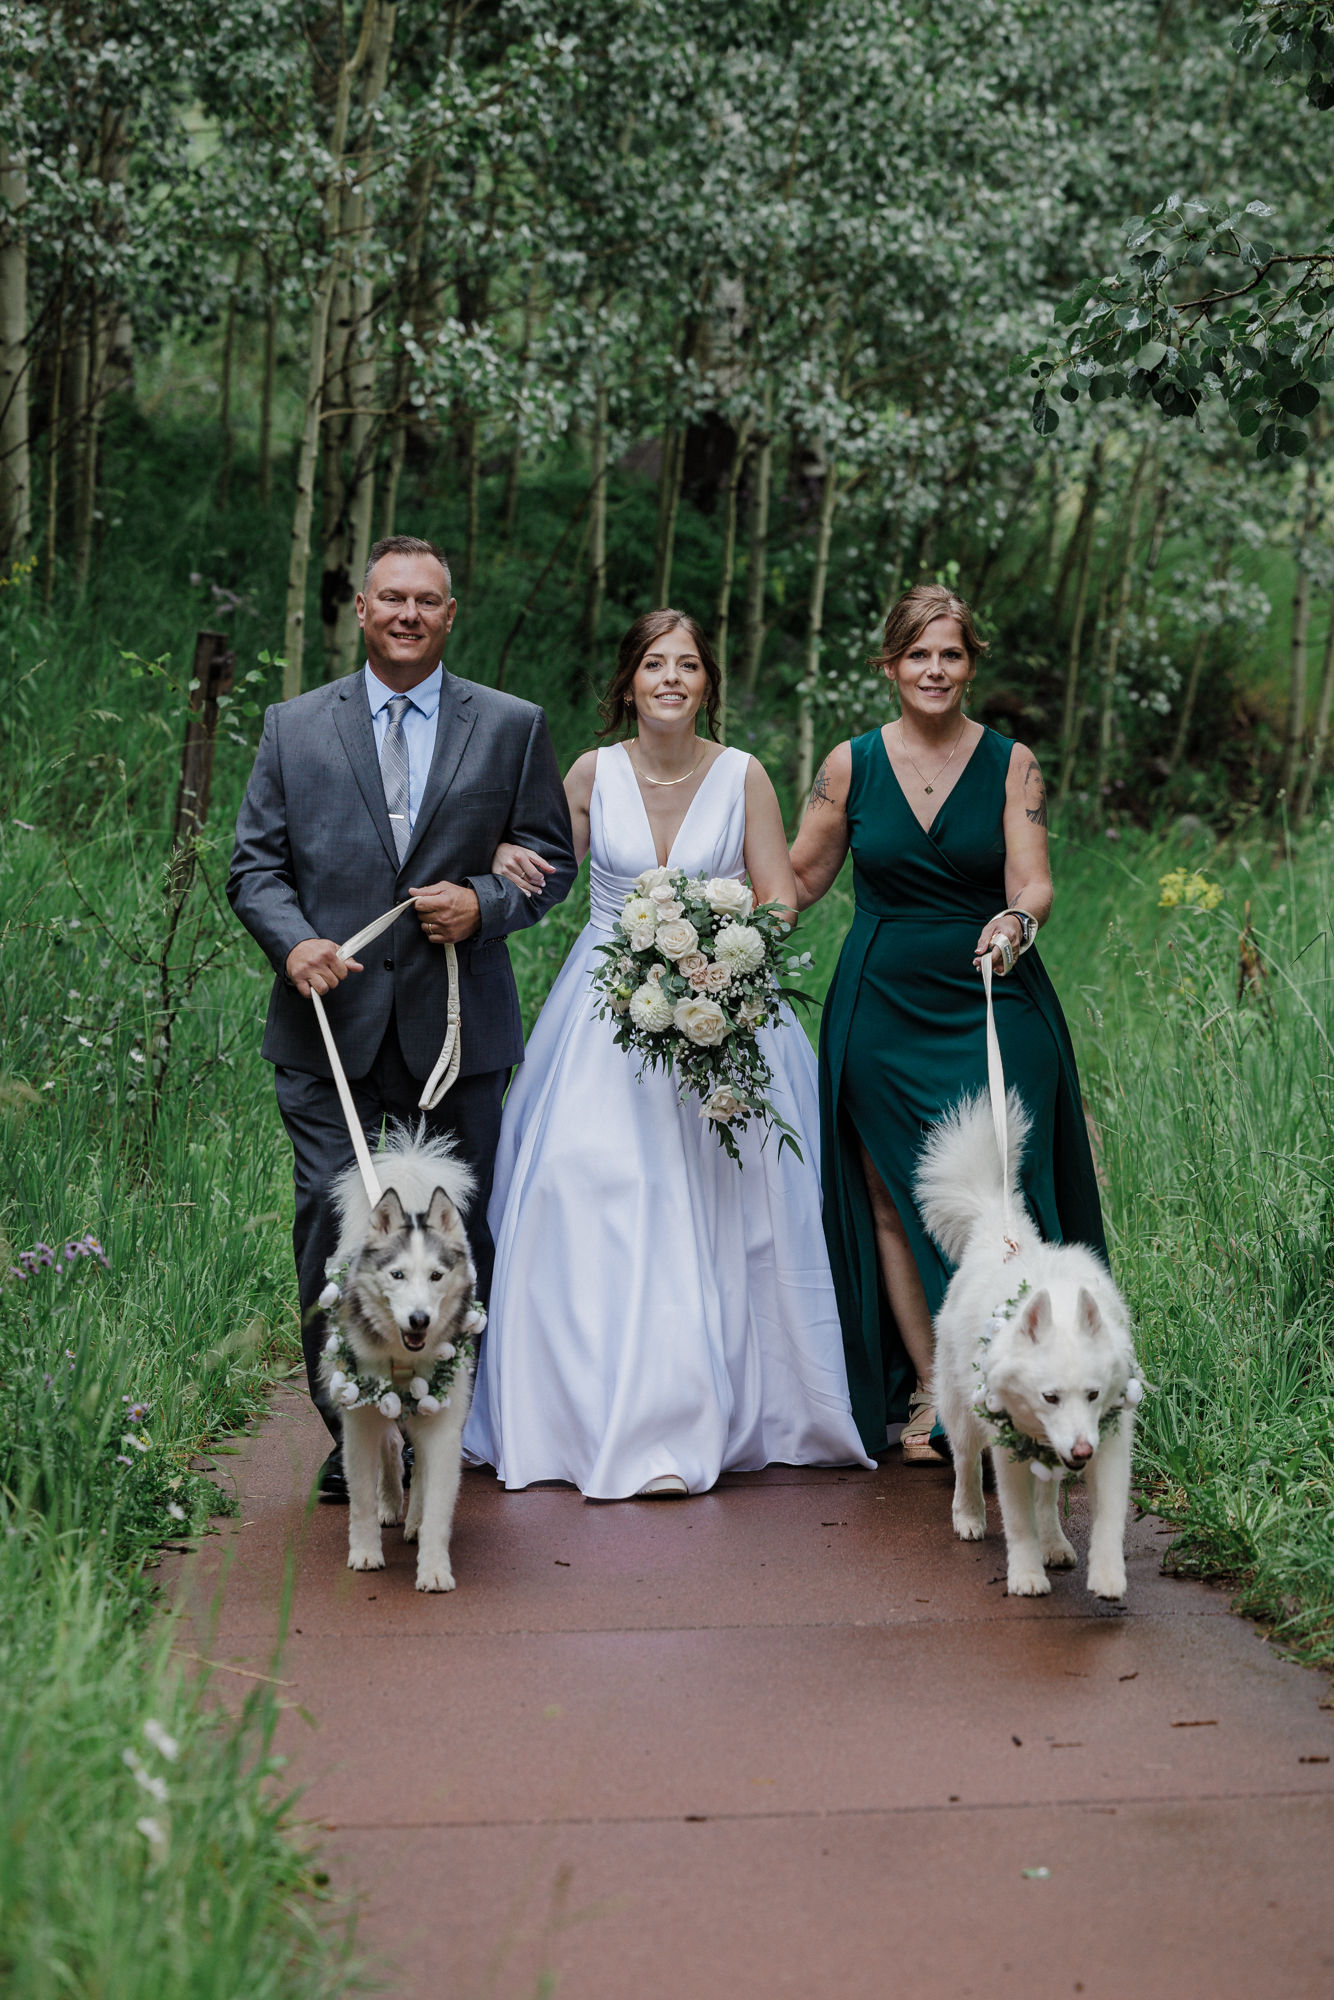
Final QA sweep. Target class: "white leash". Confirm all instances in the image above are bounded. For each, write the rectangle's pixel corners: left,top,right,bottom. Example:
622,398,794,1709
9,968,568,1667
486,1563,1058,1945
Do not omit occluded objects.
308,900,462,1209
980,953,1020,1261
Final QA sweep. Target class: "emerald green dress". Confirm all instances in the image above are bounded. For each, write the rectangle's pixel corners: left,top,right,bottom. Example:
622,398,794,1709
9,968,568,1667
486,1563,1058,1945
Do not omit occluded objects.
819,724,1107,1456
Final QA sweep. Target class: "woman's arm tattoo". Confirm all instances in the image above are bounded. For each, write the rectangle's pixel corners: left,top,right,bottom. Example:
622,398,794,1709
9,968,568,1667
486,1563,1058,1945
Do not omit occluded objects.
809,758,835,809
1024,760,1048,827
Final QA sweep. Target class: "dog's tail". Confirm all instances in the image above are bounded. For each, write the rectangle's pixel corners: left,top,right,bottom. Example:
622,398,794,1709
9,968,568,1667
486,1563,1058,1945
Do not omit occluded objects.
331,1123,476,1268
913,1089,1031,1264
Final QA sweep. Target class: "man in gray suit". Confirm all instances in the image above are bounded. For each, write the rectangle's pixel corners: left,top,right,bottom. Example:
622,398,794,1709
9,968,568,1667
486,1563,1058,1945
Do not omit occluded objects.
229,536,576,1498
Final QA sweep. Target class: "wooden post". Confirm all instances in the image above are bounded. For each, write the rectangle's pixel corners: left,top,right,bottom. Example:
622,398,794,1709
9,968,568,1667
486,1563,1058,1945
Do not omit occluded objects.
173,630,235,847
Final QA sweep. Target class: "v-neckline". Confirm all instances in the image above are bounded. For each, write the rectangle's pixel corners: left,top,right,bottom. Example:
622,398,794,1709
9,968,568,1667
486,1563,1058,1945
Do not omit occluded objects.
620,740,733,868
878,722,985,839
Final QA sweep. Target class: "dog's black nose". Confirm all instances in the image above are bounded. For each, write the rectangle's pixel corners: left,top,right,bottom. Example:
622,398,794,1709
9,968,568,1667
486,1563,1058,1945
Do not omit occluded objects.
408,1310,430,1332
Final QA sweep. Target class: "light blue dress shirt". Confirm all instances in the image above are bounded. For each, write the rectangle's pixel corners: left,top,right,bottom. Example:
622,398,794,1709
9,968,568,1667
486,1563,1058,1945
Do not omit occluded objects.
363,662,442,833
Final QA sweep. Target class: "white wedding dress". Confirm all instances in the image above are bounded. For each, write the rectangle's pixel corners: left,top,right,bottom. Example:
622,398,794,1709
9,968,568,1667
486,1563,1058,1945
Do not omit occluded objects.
463,742,874,1496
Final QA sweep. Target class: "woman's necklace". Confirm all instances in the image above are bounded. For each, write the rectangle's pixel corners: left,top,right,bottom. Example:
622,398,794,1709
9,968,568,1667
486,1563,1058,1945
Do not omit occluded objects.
629,741,706,787
895,718,967,796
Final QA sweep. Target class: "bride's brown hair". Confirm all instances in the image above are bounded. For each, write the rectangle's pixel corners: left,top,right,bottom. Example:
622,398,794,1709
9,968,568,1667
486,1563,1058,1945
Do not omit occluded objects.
873,583,989,674
596,609,722,741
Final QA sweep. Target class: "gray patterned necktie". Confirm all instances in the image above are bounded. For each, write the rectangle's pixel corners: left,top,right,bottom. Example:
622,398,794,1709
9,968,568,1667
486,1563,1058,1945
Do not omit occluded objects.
380,694,412,862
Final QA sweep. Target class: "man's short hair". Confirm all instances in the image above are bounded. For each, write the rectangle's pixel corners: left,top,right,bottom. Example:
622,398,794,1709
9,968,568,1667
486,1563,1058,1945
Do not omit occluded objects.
363,536,453,594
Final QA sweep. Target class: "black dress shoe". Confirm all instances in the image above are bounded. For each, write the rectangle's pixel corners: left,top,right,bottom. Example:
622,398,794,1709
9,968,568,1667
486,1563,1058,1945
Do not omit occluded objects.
317,1447,348,1504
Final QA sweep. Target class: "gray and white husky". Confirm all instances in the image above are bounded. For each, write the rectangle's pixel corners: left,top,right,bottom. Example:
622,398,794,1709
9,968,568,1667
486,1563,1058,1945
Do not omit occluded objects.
914,1092,1141,1601
320,1130,479,1592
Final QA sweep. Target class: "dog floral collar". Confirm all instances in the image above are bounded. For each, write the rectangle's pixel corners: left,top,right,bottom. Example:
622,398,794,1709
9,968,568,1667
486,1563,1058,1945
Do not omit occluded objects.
318,1298,484,1419
971,1279,1144,1482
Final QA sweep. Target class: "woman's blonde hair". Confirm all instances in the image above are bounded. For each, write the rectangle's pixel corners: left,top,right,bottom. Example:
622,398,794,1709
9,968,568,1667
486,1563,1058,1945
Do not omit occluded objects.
873,583,988,675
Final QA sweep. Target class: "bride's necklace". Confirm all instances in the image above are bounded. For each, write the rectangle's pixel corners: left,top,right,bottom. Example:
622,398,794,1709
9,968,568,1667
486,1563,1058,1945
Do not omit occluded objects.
629,740,706,787
895,718,967,796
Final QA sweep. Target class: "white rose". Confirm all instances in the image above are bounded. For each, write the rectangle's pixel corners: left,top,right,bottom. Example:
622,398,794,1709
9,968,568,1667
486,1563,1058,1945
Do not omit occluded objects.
416,1393,441,1416
655,918,699,961
714,922,766,973
409,1377,430,1399
673,996,732,1047
677,951,708,978
630,982,675,1031
318,1281,341,1310
323,1330,340,1354
635,866,674,894
338,1382,360,1407
700,1084,748,1124
652,898,684,923
645,961,669,986
441,1338,460,1355
647,882,678,906
701,961,732,993
610,986,632,1015
627,922,657,952
327,1369,346,1394
377,1391,402,1420
619,897,655,935
705,877,754,918
737,998,767,1030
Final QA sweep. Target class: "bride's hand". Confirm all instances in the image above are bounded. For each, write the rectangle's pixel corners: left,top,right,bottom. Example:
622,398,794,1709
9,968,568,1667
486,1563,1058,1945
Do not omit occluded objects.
491,842,555,897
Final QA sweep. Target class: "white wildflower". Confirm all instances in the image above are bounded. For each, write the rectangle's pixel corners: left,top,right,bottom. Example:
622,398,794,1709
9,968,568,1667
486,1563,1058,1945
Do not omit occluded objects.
143,1720,180,1762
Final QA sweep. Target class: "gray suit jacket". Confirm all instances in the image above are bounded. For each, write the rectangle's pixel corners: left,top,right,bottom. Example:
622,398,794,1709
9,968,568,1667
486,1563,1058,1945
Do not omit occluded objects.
227,669,576,1081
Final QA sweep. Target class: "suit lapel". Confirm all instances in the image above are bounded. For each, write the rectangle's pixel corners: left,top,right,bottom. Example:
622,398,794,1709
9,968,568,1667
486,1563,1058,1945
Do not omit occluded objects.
401,674,476,874
333,682,400,872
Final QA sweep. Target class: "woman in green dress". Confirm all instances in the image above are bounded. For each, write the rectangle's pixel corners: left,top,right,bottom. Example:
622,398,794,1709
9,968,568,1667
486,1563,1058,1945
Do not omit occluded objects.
789,584,1107,1464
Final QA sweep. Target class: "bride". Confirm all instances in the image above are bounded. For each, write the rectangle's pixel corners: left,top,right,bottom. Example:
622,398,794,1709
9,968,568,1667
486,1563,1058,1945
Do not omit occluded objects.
462,609,873,1497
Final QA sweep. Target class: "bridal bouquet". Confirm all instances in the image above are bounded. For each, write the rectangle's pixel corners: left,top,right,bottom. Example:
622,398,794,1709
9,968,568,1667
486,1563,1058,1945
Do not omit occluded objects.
590,866,811,1163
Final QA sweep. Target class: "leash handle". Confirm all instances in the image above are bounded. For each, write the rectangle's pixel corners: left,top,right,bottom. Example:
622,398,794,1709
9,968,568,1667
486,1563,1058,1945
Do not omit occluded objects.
980,952,1017,1251
306,900,463,1212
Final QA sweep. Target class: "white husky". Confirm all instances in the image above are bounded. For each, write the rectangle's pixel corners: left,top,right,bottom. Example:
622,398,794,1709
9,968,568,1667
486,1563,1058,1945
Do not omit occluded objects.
320,1131,480,1592
915,1092,1141,1600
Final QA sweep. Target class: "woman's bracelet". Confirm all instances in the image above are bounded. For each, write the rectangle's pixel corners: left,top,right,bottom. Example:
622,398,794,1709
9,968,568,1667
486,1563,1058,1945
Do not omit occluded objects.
1000,907,1038,955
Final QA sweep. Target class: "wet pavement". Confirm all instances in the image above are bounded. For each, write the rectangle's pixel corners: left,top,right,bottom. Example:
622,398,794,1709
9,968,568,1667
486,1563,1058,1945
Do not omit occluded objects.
170,1388,1334,1998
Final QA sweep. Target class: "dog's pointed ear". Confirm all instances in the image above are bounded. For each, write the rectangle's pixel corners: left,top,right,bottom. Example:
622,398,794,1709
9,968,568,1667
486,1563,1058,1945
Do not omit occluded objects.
425,1185,456,1231
1076,1287,1104,1338
1016,1289,1052,1343
369,1187,407,1237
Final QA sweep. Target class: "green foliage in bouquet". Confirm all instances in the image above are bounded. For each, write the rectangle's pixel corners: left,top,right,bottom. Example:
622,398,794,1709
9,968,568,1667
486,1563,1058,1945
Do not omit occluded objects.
589,868,814,1164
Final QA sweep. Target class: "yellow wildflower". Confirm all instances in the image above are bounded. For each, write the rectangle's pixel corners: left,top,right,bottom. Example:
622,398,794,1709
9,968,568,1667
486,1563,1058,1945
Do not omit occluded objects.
1158,868,1223,912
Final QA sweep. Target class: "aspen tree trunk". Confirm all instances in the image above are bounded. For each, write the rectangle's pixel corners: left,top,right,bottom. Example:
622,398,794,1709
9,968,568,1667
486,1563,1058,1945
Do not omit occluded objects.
1279,459,1320,801
1295,601,1334,827
583,382,608,661
1056,447,1104,799
282,3,375,700
795,458,840,809
318,272,351,671
1167,540,1231,778
651,425,684,605
41,277,68,609
72,296,102,591
259,284,277,507
380,155,434,540
740,388,773,693
462,415,480,597
218,251,243,506
0,143,30,563
1052,441,1103,619
1137,475,1172,605
712,418,752,741
1092,443,1152,813
327,0,397,675
501,264,538,542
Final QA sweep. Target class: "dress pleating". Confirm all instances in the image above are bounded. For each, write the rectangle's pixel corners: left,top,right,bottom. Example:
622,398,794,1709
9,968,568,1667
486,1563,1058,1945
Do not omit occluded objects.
464,742,874,1496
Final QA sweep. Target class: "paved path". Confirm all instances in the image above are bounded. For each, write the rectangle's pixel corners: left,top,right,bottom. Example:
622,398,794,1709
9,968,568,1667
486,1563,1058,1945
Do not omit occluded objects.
173,1388,1334,1999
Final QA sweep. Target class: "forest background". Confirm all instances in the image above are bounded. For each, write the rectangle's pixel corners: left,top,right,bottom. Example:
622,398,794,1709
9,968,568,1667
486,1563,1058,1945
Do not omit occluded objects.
4,3,1334,1993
